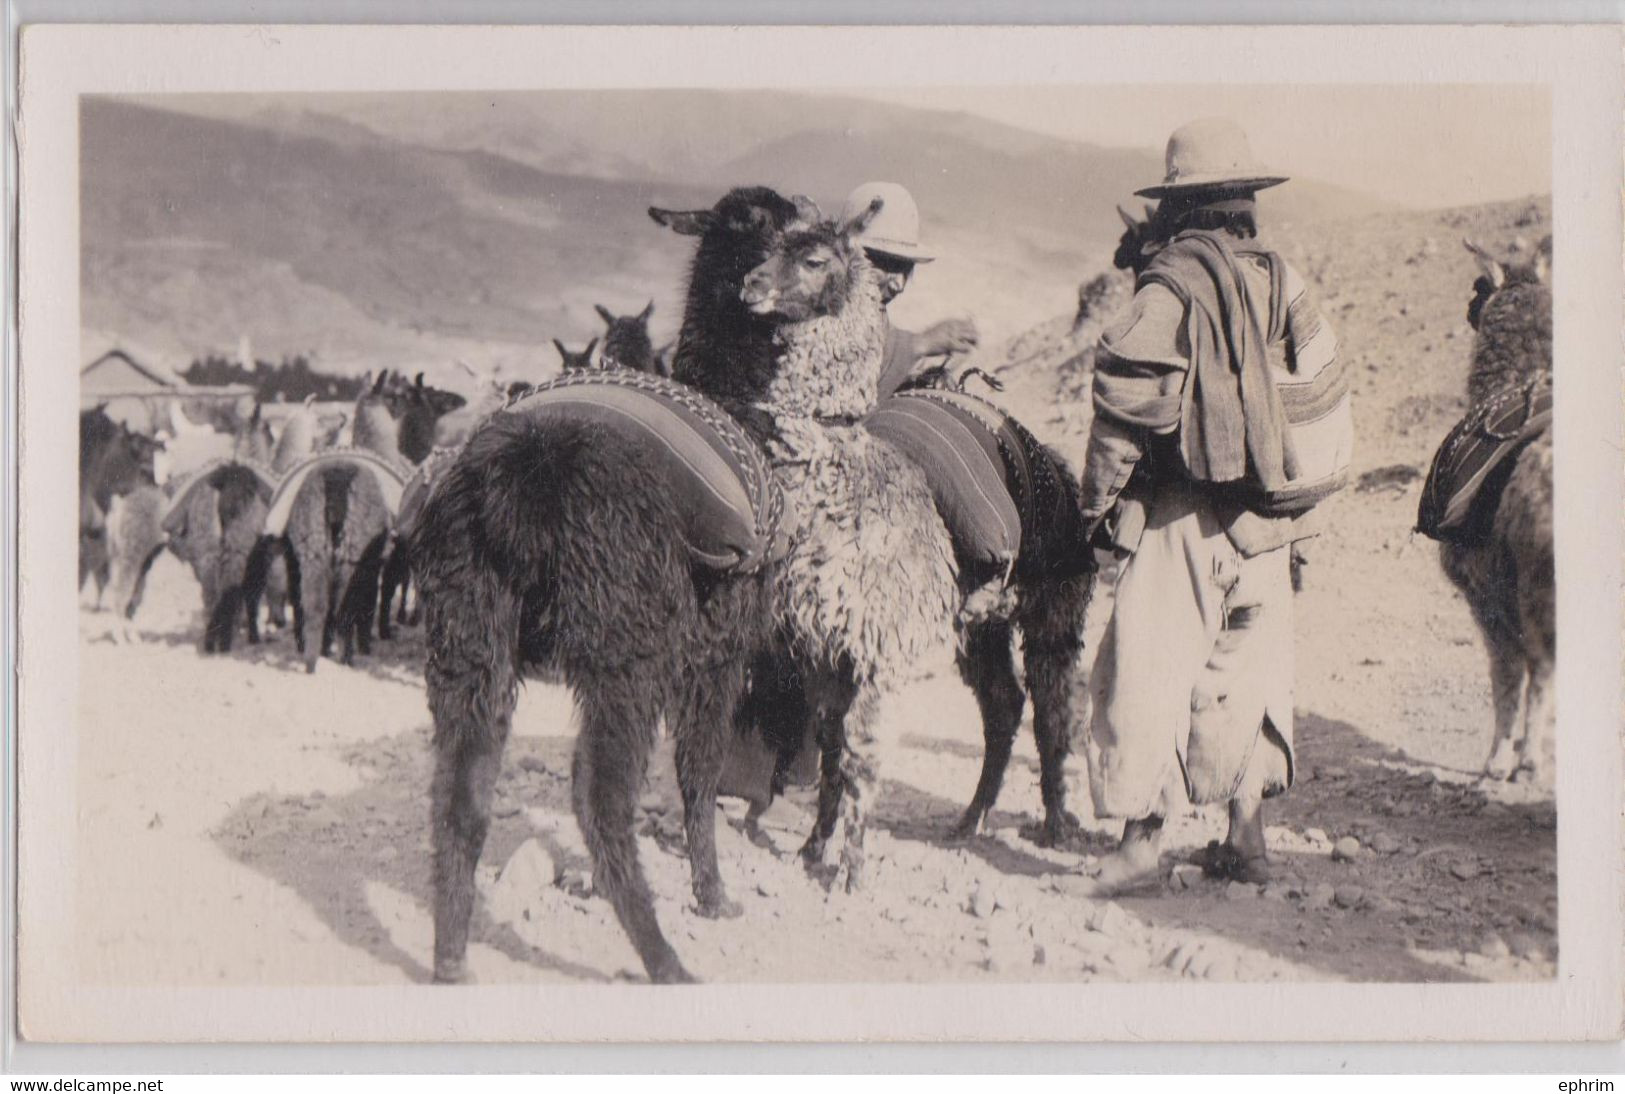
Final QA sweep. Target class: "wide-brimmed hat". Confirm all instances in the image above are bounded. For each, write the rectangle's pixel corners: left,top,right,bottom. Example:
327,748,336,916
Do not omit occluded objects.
839,181,934,263
1135,118,1288,199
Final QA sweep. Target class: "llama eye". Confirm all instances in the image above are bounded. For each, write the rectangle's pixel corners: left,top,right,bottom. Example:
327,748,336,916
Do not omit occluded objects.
802,256,828,269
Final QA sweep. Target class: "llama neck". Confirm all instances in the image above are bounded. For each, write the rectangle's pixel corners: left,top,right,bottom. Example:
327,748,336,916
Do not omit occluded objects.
753,268,888,421
353,402,400,460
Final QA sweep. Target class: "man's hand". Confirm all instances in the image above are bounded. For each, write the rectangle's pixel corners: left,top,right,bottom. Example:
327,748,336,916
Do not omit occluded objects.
919,317,980,357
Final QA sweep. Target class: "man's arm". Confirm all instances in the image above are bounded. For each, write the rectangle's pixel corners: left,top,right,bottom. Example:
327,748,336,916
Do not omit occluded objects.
1077,283,1190,533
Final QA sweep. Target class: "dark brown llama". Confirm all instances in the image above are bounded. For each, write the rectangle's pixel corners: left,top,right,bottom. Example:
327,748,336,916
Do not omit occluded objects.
653,189,964,884
552,338,599,371
1432,238,1555,786
594,301,667,376
658,189,1095,850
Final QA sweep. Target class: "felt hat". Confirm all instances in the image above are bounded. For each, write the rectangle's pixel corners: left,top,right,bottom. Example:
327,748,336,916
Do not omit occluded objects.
1135,117,1288,199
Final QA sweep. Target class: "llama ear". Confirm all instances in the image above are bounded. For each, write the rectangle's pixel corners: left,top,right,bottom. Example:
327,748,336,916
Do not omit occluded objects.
840,195,885,239
1463,239,1505,288
1532,247,1551,285
553,339,568,359
595,304,616,326
303,393,317,409
585,337,599,357
649,206,713,236
791,194,822,224
639,299,655,322
1117,205,1138,230
1143,203,1157,223
414,372,425,389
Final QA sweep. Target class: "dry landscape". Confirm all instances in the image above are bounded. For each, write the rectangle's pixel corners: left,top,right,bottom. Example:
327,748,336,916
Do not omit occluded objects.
75,113,1556,987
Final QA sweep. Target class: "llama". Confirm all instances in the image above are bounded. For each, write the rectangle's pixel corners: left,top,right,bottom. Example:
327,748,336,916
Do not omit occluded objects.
594,301,666,375
280,373,401,672
654,188,962,884
370,372,467,639
552,338,598,371
159,404,283,653
1431,238,1555,786
79,407,162,605
411,379,772,985
414,190,949,984
658,189,1095,849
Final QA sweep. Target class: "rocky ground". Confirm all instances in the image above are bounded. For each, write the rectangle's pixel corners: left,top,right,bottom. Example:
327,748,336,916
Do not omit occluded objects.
73,196,1555,988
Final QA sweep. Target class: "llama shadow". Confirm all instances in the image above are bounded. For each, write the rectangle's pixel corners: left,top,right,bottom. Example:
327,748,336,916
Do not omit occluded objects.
1109,711,1557,983
213,728,609,984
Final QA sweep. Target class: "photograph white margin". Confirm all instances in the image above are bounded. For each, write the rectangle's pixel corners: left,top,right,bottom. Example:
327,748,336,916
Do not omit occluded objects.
16,21,1624,1044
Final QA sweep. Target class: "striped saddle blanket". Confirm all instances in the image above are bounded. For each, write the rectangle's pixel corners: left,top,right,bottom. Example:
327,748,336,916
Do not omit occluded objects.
403,370,785,574
863,389,1084,574
1417,373,1552,544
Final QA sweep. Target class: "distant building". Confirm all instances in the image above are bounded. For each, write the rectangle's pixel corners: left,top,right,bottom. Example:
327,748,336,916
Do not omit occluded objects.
81,347,253,434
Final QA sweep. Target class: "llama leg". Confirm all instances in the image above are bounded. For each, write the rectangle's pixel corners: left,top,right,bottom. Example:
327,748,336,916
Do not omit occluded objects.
1025,574,1091,846
300,563,328,673
426,577,520,984
950,619,1026,840
831,682,882,894
673,656,749,919
798,735,844,869
286,547,307,654
242,536,276,646
209,585,244,654
1512,657,1555,788
1481,625,1526,780
573,676,691,983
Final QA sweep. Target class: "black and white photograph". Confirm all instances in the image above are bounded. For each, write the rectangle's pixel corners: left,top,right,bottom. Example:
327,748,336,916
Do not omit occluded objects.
13,22,1624,1046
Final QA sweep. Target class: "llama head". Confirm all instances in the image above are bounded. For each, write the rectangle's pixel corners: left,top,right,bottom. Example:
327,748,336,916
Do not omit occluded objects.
651,186,815,316
353,369,402,457
233,401,276,464
1465,236,1551,330
553,338,599,370
1112,203,1160,275
739,196,882,322
1463,237,1553,399
593,301,658,372
400,371,468,420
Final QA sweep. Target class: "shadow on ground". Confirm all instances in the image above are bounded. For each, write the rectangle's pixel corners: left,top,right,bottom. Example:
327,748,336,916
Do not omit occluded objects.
213,728,607,984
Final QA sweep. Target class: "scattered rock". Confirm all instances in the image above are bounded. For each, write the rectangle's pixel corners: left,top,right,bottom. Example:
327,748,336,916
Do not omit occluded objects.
516,754,551,776
968,885,997,918
1332,837,1361,862
492,801,522,820
1333,885,1365,910
1169,863,1206,891
1314,765,1349,781
1260,884,1290,903
1305,883,1337,910
1507,931,1547,961
560,867,594,899
1224,881,1260,901
1480,934,1512,959
488,839,559,921
1304,827,1331,846
1449,859,1482,882
1088,901,1132,938
1369,832,1402,855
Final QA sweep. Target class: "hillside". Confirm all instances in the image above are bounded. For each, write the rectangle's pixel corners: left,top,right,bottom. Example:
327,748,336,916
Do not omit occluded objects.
84,92,1392,385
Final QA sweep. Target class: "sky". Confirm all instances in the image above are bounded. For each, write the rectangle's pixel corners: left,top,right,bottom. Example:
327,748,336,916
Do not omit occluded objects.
863,84,1551,209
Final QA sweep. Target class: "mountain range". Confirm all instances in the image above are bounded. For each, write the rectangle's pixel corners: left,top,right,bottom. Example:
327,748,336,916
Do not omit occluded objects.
83,91,1396,385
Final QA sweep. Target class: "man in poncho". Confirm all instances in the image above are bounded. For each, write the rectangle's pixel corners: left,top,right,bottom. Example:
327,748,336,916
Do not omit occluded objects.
1077,118,1345,895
